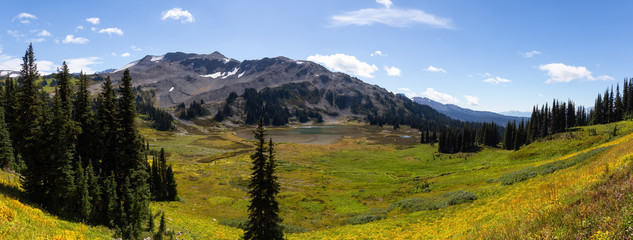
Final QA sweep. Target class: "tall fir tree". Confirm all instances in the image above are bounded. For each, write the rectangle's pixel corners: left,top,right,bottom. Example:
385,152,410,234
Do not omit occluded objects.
117,69,150,239
97,76,119,175
244,118,284,240
46,62,79,217
0,107,14,170
16,43,45,202
74,72,98,167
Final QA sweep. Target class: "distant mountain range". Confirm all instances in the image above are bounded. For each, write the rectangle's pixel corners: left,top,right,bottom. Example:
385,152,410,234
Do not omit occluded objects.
498,110,532,118
412,97,528,125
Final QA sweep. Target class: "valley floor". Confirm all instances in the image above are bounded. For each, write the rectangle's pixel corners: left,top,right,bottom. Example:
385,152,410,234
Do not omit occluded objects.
2,121,633,239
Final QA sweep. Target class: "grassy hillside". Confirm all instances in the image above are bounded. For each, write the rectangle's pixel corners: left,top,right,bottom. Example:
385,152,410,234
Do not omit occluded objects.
0,171,112,239
2,120,633,239
138,120,633,239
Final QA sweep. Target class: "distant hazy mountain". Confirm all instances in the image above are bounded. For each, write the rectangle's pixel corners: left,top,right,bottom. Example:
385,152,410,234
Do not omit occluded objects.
499,110,532,118
412,97,528,125
0,70,20,78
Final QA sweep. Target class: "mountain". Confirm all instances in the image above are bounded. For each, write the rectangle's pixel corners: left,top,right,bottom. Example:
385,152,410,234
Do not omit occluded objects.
101,51,461,128
412,97,528,125
499,110,532,118
0,70,20,78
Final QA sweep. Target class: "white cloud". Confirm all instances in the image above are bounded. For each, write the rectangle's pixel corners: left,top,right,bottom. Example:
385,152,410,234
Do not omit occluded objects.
307,53,378,78
76,25,84,31
539,63,613,83
425,65,446,73
65,57,102,74
520,50,541,58
483,76,511,84
422,88,458,104
0,55,22,71
131,45,142,51
13,13,37,24
86,17,100,25
384,66,401,76
161,8,195,23
37,30,51,37
62,35,89,44
7,30,22,39
36,60,56,74
121,52,130,57
90,27,97,32
397,87,418,98
376,0,393,8
98,27,124,36
331,7,452,28
29,38,46,43
464,95,479,106
370,50,386,57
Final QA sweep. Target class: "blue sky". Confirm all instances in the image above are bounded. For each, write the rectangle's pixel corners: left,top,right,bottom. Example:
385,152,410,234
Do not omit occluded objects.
2,0,633,113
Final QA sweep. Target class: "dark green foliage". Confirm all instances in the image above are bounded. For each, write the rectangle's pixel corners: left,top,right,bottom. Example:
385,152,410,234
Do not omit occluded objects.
135,88,174,131
499,146,609,185
343,210,387,225
16,43,45,202
388,190,477,213
155,212,166,240
97,76,118,175
150,148,178,201
46,62,79,217
75,159,91,222
74,73,98,167
244,118,284,240
438,125,477,153
178,100,209,120
0,108,14,170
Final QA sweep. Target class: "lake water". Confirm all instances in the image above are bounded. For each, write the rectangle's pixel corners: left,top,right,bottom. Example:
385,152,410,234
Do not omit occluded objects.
236,125,364,145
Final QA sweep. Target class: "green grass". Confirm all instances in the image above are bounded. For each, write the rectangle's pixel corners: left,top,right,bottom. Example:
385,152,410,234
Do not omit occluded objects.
3,119,633,239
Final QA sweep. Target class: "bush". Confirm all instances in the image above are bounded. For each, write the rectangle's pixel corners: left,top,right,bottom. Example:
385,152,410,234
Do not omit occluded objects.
499,146,609,185
388,190,477,213
218,218,247,230
343,212,386,225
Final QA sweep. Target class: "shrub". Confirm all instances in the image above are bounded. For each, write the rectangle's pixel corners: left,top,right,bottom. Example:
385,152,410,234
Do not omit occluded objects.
388,190,477,213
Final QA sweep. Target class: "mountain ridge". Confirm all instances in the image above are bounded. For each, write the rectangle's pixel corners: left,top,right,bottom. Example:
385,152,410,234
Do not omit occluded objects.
412,97,528,125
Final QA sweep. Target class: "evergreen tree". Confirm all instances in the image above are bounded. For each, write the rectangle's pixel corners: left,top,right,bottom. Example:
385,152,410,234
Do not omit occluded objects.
85,161,102,223
117,69,151,239
75,159,92,222
0,108,14,170
2,78,18,153
155,212,166,240
97,76,118,175
16,44,45,202
74,72,98,167
615,83,623,121
244,118,284,240
165,164,177,201
46,62,79,217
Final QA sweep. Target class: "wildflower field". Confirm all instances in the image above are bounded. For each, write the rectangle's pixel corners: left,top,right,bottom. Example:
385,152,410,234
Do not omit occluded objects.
2,121,633,239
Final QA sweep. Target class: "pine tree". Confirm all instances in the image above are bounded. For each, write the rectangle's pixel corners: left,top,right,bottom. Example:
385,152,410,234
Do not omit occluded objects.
75,159,92,222
148,211,155,232
74,72,98,167
85,161,102,223
155,212,166,240
0,107,14,170
46,62,79,217
615,83,623,121
103,173,120,227
97,76,118,175
165,164,178,201
2,78,18,153
244,118,284,240
117,69,151,239
16,44,45,202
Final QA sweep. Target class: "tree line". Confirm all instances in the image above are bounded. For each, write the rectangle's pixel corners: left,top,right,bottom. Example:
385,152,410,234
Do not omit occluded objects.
0,44,177,239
